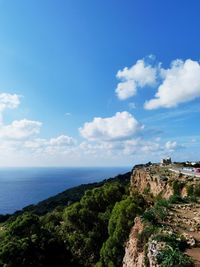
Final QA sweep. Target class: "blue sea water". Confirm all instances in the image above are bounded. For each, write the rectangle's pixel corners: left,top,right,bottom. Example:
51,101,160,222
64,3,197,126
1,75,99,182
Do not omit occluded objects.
0,167,130,214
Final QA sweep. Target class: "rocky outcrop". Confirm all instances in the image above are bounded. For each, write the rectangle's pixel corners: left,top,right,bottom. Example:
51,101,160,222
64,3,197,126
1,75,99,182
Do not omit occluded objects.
123,217,163,267
123,164,200,267
130,166,174,199
123,217,145,267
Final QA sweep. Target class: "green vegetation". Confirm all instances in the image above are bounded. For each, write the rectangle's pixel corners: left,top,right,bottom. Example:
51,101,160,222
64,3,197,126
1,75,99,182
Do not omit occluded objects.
61,182,128,266
157,247,194,267
138,224,158,248
139,196,195,267
153,232,188,251
98,195,146,266
0,171,147,267
0,166,197,266
0,172,131,223
142,199,169,224
172,180,185,195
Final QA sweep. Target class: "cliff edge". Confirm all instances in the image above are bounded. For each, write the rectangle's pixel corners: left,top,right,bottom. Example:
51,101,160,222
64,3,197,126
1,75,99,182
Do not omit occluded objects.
123,163,200,267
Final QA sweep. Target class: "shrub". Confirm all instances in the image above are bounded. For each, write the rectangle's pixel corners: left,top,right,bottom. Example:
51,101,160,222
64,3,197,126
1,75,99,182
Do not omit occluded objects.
157,247,194,267
172,181,185,196
142,205,168,224
153,233,188,251
186,185,194,196
155,199,170,208
169,194,184,204
99,196,145,267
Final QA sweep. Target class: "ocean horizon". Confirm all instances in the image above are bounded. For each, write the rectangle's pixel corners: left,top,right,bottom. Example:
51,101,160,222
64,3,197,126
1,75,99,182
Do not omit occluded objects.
0,166,130,214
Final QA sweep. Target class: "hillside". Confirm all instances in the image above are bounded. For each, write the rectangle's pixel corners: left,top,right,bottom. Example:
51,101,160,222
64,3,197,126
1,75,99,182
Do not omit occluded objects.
0,170,137,267
1,163,200,266
0,172,131,222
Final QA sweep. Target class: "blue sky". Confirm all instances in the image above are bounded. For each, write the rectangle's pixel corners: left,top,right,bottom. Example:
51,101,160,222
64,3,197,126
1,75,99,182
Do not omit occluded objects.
0,0,200,166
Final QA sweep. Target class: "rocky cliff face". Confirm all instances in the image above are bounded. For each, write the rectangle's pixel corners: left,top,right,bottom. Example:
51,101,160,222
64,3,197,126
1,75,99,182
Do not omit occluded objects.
123,164,200,267
130,165,174,199
122,217,145,267
130,165,187,199
123,216,163,267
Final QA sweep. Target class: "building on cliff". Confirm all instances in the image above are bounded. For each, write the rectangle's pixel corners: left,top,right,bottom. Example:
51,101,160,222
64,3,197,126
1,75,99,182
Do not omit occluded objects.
160,157,172,166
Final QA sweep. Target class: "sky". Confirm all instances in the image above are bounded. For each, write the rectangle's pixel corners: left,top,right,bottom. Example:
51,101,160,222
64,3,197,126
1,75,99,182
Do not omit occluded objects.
0,0,200,167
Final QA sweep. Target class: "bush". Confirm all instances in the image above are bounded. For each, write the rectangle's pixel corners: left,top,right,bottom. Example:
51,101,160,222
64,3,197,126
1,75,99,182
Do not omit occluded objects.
155,199,170,208
142,205,168,224
153,233,188,251
169,194,184,204
172,181,185,196
99,195,145,267
157,247,194,267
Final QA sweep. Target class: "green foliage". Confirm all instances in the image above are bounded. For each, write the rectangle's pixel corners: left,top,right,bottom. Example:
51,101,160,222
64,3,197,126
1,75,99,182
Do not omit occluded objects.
0,212,72,267
155,199,170,208
7,172,131,217
169,194,184,204
99,195,146,267
193,184,200,196
0,172,146,267
62,182,128,266
169,194,197,204
186,184,194,196
186,184,200,200
9,212,39,236
172,180,185,196
142,205,168,224
153,233,188,251
143,186,150,195
157,247,194,267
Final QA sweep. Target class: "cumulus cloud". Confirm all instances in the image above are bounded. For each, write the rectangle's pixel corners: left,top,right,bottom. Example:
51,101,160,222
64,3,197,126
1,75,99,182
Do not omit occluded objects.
24,135,76,154
49,135,76,147
165,140,178,151
0,93,20,112
115,58,157,100
0,92,78,162
79,111,143,141
145,59,200,109
0,119,42,139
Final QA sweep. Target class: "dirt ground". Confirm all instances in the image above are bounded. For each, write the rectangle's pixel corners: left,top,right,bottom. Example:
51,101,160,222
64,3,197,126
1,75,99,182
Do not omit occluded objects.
166,202,200,266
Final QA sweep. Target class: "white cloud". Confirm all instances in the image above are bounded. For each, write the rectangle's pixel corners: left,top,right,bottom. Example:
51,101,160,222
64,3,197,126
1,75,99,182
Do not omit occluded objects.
24,135,76,155
116,80,137,100
0,93,20,112
24,138,47,149
49,135,76,147
0,92,79,163
0,119,42,139
141,142,161,153
145,59,200,109
165,141,178,150
79,111,143,141
115,58,157,100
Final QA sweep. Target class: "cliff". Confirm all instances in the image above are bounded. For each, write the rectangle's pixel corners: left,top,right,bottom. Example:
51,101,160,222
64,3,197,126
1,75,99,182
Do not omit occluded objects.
130,164,200,199
130,165,174,199
123,217,145,267
123,164,200,267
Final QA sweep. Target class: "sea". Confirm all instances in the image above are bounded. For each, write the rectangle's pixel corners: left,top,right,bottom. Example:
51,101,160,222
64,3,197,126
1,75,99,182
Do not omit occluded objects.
0,167,130,214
